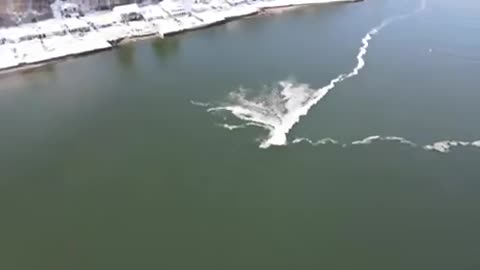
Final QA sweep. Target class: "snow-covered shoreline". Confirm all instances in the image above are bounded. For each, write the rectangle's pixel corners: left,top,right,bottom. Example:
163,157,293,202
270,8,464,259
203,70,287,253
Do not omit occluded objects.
0,0,361,74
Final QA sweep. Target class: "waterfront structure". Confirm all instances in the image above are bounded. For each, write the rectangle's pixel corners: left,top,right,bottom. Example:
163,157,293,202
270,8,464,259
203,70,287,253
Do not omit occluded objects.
0,0,360,73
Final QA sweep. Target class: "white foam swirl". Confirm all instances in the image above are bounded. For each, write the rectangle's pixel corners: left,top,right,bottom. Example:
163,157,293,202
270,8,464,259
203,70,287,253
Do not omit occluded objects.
197,0,427,148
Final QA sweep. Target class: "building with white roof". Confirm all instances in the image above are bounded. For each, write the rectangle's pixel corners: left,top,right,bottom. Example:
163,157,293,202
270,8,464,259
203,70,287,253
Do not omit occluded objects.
113,4,158,38
113,4,143,22
82,12,130,43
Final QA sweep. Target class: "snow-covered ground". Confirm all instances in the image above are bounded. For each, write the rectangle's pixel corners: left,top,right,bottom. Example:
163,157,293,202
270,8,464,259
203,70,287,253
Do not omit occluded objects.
210,0,259,20
0,43,19,70
0,0,357,71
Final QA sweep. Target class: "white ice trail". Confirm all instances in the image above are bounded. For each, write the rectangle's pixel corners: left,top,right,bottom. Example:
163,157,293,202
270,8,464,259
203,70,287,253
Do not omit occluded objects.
215,123,247,130
190,100,211,107
196,0,428,148
293,136,480,153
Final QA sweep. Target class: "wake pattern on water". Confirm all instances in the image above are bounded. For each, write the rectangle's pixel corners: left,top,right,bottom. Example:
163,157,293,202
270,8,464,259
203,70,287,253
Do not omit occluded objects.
293,136,480,153
195,1,433,148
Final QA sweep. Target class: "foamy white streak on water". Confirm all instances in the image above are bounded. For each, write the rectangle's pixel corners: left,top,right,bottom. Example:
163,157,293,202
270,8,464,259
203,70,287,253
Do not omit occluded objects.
190,100,211,107
293,136,480,153
215,123,247,130
197,0,427,148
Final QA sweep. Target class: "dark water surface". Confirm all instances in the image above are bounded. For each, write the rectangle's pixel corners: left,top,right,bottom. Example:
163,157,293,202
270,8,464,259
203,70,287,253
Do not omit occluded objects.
1,0,480,269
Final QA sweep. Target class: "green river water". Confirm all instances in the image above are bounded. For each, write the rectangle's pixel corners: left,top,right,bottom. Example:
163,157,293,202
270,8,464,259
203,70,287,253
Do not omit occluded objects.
1,0,480,269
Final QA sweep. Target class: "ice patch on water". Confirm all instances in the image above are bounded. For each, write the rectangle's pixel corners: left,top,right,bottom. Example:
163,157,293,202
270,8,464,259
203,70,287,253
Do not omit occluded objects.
190,100,211,107
293,136,480,154
293,137,340,146
351,136,381,145
384,136,418,146
424,140,473,153
349,136,417,146
197,0,428,148
215,123,247,130
295,135,418,148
